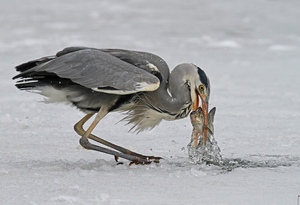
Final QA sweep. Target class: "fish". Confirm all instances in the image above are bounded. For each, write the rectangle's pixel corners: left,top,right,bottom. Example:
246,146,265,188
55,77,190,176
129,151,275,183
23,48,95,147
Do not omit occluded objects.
189,107,216,148
188,106,222,164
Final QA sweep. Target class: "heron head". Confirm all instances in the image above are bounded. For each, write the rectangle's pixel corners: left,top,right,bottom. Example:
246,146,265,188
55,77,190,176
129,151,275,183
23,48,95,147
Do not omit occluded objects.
192,66,210,110
192,65,210,143
169,63,210,123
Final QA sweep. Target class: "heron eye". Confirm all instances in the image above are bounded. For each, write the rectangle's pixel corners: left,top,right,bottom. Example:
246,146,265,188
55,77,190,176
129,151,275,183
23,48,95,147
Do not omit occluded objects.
199,85,205,92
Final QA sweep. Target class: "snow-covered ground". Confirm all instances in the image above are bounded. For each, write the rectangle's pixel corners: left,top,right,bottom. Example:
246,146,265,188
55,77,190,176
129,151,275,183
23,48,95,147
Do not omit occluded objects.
1,0,300,204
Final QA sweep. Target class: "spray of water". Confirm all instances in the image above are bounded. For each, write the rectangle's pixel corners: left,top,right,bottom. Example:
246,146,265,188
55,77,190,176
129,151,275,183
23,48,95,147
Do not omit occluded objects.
187,132,222,165
187,106,222,165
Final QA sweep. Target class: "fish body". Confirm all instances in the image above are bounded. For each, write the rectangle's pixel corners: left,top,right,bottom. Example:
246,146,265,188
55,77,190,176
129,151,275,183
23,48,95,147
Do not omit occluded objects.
188,106,222,164
189,107,216,148
190,107,205,134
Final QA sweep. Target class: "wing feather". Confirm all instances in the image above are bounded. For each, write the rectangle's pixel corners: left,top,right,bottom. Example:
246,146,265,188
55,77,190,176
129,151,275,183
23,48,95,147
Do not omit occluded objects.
27,49,161,94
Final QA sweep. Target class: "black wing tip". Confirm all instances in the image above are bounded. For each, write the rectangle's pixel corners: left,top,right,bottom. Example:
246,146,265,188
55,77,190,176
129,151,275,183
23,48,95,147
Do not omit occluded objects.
12,74,20,80
15,47,88,73
14,56,55,74
15,61,36,72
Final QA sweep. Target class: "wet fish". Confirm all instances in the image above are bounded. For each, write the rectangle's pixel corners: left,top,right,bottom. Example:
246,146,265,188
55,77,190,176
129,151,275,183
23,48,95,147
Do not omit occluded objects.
188,106,221,164
189,107,216,148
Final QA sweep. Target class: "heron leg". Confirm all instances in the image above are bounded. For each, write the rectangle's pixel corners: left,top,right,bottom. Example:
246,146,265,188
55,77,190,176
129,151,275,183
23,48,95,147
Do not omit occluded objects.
74,113,124,160
74,109,161,164
74,114,161,161
74,113,94,136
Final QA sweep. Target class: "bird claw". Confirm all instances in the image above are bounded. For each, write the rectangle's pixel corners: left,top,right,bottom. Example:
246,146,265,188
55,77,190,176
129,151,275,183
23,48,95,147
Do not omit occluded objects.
129,160,151,166
114,153,162,165
153,158,161,163
128,156,162,166
114,156,125,165
114,155,119,162
148,156,162,163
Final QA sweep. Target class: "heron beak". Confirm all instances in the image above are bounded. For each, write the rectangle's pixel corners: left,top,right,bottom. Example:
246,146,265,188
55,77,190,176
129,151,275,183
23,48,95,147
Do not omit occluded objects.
200,95,209,145
192,91,200,111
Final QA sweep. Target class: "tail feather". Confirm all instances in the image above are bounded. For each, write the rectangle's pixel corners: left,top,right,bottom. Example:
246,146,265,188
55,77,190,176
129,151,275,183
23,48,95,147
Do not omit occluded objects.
13,47,87,88
14,71,75,90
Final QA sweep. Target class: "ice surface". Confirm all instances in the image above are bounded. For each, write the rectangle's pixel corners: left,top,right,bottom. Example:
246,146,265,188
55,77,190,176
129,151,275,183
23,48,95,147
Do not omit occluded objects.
1,0,300,204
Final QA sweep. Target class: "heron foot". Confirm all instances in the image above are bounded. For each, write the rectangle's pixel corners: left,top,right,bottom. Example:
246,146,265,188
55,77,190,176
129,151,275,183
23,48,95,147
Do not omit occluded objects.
75,113,163,165
128,156,161,166
115,154,162,165
129,160,151,166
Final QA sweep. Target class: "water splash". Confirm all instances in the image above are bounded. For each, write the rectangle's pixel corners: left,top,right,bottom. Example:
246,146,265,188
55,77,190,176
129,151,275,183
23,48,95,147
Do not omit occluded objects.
187,106,222,165
187,133,222,165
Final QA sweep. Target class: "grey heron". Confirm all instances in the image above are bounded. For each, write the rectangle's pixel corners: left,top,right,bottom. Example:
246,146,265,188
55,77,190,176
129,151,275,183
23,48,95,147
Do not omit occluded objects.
13,47,210,164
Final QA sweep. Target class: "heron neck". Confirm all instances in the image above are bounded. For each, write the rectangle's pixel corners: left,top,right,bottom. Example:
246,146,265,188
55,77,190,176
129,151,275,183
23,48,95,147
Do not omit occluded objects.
146,68,192,116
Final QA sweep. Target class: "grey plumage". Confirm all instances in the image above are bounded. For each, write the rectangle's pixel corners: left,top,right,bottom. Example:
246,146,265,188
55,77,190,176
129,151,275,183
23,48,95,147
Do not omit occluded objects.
15,48,160,93
13,47,212,163
14,47,210,133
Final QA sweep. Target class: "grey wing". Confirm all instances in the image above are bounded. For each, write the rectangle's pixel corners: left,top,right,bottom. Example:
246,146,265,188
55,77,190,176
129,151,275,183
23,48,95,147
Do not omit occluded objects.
100,49,170,84
19,48,161,95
